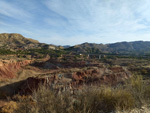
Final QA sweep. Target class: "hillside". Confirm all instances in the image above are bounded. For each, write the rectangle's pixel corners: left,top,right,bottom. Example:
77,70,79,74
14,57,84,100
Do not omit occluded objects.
0,33,56,50
107,41,150,54
66,41,150,55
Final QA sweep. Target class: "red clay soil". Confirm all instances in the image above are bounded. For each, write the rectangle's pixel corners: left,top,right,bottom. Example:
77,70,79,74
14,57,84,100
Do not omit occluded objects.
110,67,124,73
0,60,31,79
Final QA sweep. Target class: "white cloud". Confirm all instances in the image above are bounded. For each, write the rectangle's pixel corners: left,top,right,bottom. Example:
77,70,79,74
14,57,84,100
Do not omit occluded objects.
43,0,150,34
1,0,150,45
0,1,32,21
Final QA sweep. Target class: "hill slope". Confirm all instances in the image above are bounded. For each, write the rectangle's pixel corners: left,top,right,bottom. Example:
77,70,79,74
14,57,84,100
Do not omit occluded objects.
0,33,56,50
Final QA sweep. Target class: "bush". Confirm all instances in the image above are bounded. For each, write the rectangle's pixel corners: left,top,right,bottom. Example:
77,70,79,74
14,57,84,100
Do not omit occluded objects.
15,85,73,113
74,86,135,113
125,74,150,107
10,74,150,113
143,85,150,103
12,95,37,113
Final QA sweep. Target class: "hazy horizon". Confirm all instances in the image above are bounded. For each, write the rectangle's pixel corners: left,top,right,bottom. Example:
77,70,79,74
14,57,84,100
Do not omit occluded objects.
1,0,150,45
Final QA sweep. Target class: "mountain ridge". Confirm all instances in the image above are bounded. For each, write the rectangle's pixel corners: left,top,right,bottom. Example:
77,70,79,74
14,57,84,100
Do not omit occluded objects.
66,41,150,55
1,33,150,55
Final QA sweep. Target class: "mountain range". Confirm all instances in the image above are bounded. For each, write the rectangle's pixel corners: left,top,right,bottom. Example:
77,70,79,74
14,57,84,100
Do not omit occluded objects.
67,41,150,55
1,33,150,55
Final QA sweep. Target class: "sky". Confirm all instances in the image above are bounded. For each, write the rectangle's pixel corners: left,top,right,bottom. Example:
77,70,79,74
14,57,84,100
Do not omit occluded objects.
1,0,150,45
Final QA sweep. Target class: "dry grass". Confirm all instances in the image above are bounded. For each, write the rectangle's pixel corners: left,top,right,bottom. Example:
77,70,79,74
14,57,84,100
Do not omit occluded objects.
2,74,150,113
1,101,18,113
74,86,135,113
13,85,135,113
13,85,73,113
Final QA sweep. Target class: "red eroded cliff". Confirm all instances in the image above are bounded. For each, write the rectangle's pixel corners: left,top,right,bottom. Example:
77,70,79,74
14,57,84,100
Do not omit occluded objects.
0,60,31,79
18,66,131,95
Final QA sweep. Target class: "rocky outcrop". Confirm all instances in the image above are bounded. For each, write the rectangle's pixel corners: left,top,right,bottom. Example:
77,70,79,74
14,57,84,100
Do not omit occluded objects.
0,60,31,79
18,77,54,95
72,67,131,87
17,66,131,95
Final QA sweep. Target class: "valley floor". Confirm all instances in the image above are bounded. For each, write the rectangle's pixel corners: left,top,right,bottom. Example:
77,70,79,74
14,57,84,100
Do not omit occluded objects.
0,56,150,113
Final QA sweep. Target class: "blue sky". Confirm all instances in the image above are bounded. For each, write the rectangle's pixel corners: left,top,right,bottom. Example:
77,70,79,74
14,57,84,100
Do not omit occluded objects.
1,0,150,45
